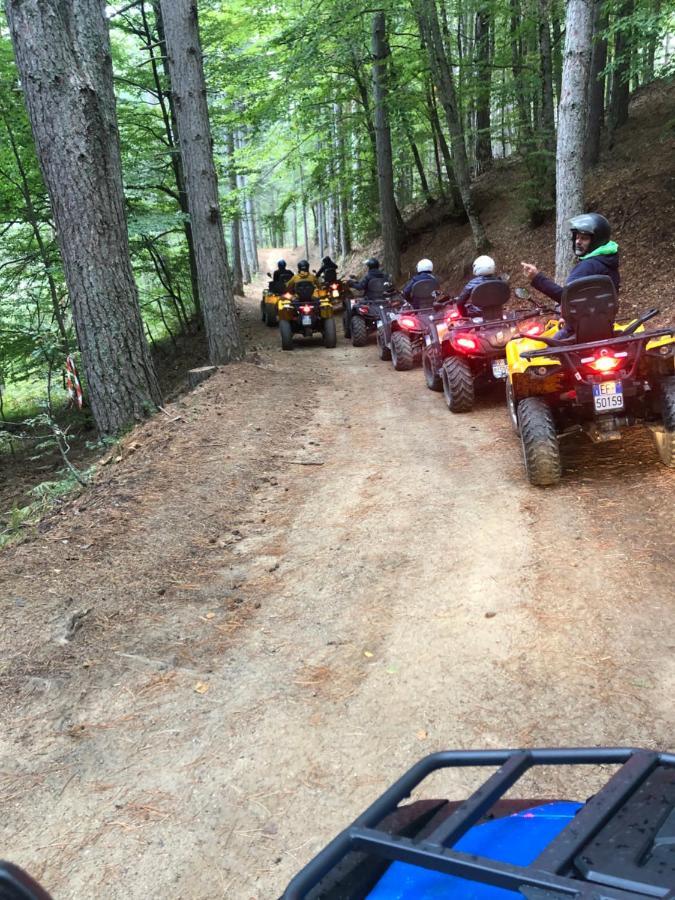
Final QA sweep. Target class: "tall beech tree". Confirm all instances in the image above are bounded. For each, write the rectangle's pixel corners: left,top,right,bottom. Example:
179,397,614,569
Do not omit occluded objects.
555,0,594,281
5,0,161,435
159,0,242,364
372,12,400,279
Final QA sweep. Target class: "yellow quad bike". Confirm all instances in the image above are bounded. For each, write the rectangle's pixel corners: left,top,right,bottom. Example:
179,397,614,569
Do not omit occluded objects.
278,281,337,350
261,272,292,328
506,275,675,486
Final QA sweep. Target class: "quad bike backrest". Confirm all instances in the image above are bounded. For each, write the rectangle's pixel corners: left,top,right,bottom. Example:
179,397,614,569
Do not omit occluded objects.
367,276,386,301
561,275,618,343
294,280,316,302
468,280,510,320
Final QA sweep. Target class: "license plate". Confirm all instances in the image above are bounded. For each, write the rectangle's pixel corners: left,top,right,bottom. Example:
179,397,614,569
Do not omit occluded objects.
593,380,624,411
332,290,339,298
376,320,383,329
302,315,312,325
491,359,508,379
424,334,431,346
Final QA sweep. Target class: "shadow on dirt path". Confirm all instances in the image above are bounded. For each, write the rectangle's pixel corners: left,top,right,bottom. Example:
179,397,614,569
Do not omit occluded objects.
0,274,673,898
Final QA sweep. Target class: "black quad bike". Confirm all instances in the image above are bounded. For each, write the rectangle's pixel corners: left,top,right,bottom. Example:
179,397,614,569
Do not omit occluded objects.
344,288,399,348
506,275,675,486
278,281,337,351
282,746,675,899
376,301,444,371
422,280,548,412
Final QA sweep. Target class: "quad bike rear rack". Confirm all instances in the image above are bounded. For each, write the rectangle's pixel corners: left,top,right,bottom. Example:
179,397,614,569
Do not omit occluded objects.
283,747,675,899
521,328,674,360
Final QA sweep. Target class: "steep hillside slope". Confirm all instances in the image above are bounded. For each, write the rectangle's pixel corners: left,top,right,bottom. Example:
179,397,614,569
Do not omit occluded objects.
394,79,674,321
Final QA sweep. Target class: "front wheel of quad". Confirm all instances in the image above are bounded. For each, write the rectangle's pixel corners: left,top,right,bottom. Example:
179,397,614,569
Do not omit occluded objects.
343,311,352,339
323,317,337,348
351,316,368,347
391,331,414,371
518,397,561,486
377,329,391,361
422,348,442,392
260,300,267,323
280,319,294,351
506,378,520,435
441,357,474,412
653,377,675,467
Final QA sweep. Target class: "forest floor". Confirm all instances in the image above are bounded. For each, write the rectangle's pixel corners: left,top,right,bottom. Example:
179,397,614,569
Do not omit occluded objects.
0,253,674,898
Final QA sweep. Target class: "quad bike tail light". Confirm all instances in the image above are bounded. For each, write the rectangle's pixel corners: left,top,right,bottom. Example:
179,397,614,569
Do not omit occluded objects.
523,322,544,336
330,283,338,289
283,292,293,299
445,308,462,322
452,332,479,352
301,304,313,314
399,315,419,331
359,306,370,315
583,351,626,373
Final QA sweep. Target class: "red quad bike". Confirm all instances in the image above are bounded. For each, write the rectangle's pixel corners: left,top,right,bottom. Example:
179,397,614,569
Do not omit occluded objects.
422,280,548,412
345,283,400,348
376,300,445,372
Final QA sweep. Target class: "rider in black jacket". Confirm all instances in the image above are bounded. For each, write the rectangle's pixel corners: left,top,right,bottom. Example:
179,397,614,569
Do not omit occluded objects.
348,258,390,301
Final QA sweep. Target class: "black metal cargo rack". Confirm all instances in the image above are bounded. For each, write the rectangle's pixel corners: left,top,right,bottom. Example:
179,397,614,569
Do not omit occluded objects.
282,747,675,900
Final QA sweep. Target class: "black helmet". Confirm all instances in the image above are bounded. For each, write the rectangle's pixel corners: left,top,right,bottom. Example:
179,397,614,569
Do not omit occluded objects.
277,259,286,267
322,255,334,265
365,257,380,269
297,259,310,272
569,213,611,256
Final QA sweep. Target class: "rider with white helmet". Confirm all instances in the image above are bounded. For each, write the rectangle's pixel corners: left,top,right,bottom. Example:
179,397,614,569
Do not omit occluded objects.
401,258,440,310
455,255,501,316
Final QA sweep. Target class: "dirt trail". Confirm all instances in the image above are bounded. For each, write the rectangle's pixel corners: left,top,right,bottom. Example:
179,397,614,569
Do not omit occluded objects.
1,274,674,898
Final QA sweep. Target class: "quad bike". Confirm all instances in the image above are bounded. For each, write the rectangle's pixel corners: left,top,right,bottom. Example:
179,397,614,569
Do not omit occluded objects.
326,279,350,316
5,748,673,899
344,288,398,348
283,746,675,899
506,275,675,486
261,271,292,328
376,300,443,372
422,280,548,412
278,281,337,351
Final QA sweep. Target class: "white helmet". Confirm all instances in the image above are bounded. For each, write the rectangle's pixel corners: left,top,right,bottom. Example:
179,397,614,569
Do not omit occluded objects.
416,258,433,273
473,255,496,276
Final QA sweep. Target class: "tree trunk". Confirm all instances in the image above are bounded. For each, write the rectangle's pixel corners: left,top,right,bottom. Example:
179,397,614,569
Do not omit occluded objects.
5,0,161,435
509,0,534,150
474,7,493,173
226,129,244,295
150,0,200,315
585,0,608,168
246,194,260,273
608,0,633,141
555,0,594,282
551,9,564,104
415,0,489,250
159,0,242,364
371,12,400,279
538,0,556,157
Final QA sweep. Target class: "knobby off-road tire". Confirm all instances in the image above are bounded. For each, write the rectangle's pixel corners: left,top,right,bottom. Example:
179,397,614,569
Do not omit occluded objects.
343,311,352,339
441,357,474,412
260,300,266,323
423,348,443,392
266,305,278,327
391,331,414,371
653,376,675,467
280,319,294,351
377,329,391,361
518,397,561,486
323,317,337,348
506,378,520,434
351,316,368,347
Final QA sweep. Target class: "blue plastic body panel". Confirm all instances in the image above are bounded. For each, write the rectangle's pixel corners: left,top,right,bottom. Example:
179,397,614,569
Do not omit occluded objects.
367,801,582,899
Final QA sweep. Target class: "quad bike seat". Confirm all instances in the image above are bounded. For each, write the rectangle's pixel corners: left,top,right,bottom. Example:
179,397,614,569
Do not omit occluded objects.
293,280,316,302
560,275,618,343
468,279,510,320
